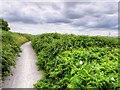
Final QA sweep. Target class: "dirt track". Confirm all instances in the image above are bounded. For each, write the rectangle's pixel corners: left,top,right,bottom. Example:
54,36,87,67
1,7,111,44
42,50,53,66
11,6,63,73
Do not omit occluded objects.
2,42,42,88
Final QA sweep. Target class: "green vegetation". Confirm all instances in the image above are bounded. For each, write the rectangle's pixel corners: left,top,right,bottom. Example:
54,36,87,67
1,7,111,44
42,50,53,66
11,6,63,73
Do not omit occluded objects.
0,19,32,78
0,18,119,89
1,29,29,76
31,33,119,89
0,18,10,31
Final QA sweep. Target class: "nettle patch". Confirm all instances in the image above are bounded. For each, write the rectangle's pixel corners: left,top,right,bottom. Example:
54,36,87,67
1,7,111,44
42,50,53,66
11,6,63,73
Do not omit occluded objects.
34,47,119,89
31,33,119,89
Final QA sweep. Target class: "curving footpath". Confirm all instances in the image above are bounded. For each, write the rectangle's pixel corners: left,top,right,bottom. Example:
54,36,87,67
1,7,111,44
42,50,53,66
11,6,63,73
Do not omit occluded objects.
2,41,42,88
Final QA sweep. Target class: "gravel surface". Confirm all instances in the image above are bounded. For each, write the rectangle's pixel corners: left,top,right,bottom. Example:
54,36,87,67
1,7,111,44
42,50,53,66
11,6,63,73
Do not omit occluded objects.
2,41,42,88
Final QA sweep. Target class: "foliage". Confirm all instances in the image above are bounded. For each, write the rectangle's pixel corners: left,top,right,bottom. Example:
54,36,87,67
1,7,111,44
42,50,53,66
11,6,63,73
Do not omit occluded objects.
31,33,119,89
1,29,28,76
0,18,10,31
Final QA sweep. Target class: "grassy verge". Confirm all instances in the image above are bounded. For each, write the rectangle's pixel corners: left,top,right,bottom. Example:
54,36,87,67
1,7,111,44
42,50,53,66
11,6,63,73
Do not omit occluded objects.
1,29,29,76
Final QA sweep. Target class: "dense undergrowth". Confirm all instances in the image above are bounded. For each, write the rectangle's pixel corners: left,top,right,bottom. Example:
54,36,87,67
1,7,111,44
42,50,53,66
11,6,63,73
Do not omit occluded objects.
31,33,119,89
1,29,29,76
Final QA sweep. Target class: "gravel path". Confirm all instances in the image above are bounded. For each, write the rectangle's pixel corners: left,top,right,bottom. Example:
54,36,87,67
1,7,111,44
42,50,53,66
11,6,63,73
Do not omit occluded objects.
2,41,42,88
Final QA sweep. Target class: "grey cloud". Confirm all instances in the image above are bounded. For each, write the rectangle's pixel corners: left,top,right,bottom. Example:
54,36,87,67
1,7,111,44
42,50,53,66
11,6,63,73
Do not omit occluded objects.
64,2,90,8
64,2,117,18
45,17,71,23
71,16,89,26
64,9,84,19
1,2,118,30
5,12,39,24
64,2,79,8
86,15,118,29
2,2,71,24
65,2,118,30
63,2,89,19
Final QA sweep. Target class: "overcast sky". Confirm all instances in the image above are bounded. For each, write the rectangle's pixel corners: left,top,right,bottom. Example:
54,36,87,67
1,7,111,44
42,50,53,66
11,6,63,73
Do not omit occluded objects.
0,1,119,36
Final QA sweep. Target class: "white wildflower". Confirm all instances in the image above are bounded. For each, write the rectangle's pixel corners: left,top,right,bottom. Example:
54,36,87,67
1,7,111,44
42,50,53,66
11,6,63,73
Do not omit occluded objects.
111,77,115,81
79,61,83,65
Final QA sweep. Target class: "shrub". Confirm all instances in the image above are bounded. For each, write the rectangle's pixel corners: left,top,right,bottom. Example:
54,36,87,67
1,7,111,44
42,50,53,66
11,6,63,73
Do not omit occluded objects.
31,33,119,89
0,18,10,31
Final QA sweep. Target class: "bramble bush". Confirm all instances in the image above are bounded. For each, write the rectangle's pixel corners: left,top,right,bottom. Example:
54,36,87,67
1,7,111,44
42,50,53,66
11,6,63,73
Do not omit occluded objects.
31,33,119,89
